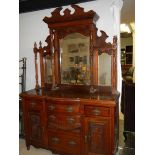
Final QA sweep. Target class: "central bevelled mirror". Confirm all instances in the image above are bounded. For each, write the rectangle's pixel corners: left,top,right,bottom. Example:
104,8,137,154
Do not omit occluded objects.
60,33,90,85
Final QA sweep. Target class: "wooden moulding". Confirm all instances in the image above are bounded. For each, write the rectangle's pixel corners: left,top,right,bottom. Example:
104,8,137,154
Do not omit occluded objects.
43,4,99,25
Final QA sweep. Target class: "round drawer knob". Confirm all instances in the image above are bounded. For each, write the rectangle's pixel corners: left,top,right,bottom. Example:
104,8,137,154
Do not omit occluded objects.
49,105,55,110
92,108,101,115
30,102,36,107
49,115,56,120
66,106,73,113
67,117,75,124
51,137,60,144
68,140,77,146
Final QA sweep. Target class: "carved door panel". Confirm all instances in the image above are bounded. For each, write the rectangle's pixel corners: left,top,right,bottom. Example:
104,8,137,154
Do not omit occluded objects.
84,117,110,155
28,111,44,145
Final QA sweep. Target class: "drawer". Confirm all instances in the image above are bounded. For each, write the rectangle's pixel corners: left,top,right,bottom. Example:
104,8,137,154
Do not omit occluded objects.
48,130,81,155
47,102,80,114
28,101,43,111
84,106,110,117
48,114,81,130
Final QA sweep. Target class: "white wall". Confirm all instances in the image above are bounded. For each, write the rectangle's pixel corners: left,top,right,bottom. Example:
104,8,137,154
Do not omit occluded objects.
19,0,121,91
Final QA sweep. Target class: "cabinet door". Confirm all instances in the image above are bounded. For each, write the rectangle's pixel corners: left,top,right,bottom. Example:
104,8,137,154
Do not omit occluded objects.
28,111,44,146
84,117,110,155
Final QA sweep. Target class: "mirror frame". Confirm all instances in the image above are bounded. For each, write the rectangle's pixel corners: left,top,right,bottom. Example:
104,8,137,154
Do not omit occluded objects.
33,4,117,91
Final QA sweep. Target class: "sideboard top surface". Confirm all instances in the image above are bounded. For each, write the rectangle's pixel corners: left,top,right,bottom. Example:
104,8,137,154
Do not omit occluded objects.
20,86,119,105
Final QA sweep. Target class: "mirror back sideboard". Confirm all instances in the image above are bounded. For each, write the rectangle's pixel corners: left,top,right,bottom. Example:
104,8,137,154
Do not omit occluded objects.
20,4,119,155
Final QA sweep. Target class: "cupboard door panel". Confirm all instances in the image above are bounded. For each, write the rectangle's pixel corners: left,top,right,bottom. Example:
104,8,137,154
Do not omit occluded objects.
84,117,110,155
28,112,44,145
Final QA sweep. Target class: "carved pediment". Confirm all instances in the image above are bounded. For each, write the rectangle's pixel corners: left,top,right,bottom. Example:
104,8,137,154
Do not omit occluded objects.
94,27,114,55
43,4,99,24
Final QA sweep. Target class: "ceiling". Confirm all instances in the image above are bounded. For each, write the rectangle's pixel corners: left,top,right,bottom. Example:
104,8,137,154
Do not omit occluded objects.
19,0,135,21
19,0,95,13
19,0,135,24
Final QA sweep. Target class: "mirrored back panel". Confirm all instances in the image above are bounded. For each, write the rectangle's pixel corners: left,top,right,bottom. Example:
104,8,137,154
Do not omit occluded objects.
33,4,117,90
60,33,90,85
98,53,111,86
44,54,52,84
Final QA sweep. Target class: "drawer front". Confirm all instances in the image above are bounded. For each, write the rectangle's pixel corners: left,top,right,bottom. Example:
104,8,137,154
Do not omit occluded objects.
84,106,110,117
47,102,80,114
48,131,81,155
48,114,81,130
28,101,43,111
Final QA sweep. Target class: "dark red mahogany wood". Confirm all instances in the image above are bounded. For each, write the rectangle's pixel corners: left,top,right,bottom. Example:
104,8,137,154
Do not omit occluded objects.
21,4,119,155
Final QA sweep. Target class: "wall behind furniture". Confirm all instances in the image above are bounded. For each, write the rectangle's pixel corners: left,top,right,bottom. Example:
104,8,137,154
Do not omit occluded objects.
19,0,121,91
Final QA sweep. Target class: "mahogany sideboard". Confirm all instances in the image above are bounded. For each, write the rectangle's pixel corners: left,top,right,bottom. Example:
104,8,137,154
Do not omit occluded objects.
20,85,119,155
20,4,120,155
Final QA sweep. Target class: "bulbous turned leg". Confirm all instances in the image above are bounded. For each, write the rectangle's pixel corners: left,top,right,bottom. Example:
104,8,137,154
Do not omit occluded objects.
26,144,30,150
123,131,127,142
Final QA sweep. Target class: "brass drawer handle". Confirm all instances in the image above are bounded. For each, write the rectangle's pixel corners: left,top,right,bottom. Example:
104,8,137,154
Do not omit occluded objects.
49,115,56,120
68,140,77,146
84,135,87,143
85,134,91,143
30,102,36,107
51,137,60,144
92,108,101,115
49,105,55,110
67,117,75,124
66,106,73,113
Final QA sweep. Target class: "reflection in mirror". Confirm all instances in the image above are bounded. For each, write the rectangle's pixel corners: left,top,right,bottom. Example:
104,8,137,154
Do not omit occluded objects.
60,33,90,85
98,53,111,86
44,55,52,83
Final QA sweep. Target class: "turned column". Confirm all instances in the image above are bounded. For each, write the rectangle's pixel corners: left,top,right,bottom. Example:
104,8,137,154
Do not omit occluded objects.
39,41,45,88
111,36,117,91
34,42,39,90
50,29,56,88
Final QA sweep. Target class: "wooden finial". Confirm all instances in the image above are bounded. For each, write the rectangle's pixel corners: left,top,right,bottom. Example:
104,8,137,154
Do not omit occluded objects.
39,41,42,48
113,36,117,44
34,42,37,48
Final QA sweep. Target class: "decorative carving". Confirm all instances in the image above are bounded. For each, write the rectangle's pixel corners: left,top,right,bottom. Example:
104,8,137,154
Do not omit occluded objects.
39,41,42,48
34,42,37,48
64,8,71,16
89,122,106,154
30,114,40,124
94,27,113,55
29,114,42,141
43,35,51,56
52,7,63,17
43,4,99,24
33,4,117,90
